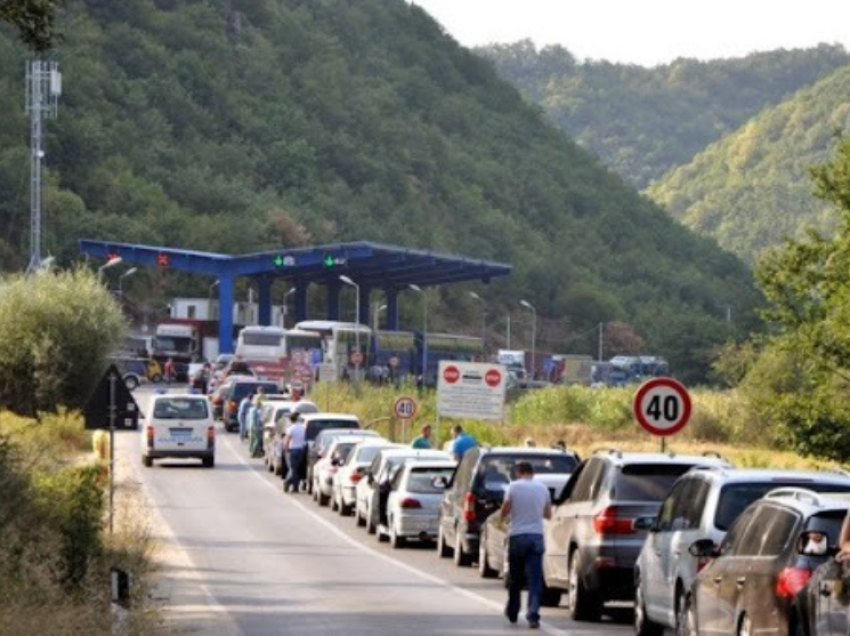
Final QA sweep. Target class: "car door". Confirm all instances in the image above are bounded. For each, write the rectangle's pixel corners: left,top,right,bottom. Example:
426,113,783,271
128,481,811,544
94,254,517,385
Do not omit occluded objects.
693,506,756,636
441,450,475,545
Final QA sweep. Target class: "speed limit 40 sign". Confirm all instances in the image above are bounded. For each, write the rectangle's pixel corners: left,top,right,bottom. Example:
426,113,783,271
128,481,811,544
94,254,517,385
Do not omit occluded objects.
633,377,692,437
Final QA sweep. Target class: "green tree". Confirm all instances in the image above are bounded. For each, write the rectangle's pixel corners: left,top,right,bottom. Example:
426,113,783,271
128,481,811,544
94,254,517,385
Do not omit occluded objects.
0,267,125,416
0,0,63,51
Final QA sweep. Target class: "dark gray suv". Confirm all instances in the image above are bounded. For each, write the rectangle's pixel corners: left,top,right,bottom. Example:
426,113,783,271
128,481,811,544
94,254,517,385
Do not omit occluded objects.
543,449,730,621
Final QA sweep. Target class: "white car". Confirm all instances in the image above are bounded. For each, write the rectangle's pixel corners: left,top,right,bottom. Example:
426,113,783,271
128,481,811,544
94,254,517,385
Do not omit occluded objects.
332,440,399,516
260,400,319,474
311,433,385,506
355,447,451,534
383,459,458,548
141,393,215,468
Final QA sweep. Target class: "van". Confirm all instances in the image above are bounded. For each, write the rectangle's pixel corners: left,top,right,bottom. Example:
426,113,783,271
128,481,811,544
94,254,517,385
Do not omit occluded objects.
141,393,215,468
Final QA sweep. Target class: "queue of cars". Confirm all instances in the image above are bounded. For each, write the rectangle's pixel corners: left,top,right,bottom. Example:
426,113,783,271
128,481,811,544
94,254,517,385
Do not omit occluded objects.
140,372,850,636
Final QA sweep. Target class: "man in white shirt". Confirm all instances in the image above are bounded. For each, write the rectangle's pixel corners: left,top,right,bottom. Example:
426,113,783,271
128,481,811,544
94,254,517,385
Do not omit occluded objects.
500,461,552,629
283,412,307,493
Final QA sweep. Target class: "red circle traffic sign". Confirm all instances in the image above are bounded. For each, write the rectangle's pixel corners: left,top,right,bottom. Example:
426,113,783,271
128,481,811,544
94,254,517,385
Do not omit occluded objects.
393,396,417,420
633,377,692,437
485,369,502,387
350,351,364,366
443,365,460,384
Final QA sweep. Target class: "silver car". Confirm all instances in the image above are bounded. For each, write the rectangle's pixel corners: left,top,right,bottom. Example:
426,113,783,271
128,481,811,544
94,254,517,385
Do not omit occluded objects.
260,400,318,474
311,433,384,506
634,467,850,636
384,459,457,548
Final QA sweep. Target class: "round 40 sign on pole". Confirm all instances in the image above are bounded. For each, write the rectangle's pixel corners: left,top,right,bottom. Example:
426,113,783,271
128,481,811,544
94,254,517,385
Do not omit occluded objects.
633,377,692,437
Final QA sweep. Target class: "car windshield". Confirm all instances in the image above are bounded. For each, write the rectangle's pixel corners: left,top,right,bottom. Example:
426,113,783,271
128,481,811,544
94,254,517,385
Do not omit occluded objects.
407,467,455,493
153,398,209,420
612,464,698,501
715,482,850,531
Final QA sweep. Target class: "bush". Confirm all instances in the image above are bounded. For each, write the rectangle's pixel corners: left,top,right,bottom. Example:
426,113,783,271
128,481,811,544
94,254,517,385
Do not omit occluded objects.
0,267,126,416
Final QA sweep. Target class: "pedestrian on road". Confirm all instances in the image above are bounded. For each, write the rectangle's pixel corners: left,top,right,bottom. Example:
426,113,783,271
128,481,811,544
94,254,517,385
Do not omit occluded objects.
411,424,432,449
248,394,264,458
500,461,552,630
238,392,253,441
164,358,175,385
283,412,307,493
449,425,477,462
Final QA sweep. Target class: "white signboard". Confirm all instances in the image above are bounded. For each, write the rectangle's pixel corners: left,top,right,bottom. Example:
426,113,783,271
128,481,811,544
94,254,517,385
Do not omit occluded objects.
437,361,507,421
317,363,338,383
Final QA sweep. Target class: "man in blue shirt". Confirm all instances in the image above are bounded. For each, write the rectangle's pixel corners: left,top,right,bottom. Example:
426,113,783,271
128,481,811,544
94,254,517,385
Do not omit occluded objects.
449,425,477,461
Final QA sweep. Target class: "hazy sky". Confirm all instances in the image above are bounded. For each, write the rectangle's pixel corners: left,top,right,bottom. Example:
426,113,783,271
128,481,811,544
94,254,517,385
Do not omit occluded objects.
410,0,850,67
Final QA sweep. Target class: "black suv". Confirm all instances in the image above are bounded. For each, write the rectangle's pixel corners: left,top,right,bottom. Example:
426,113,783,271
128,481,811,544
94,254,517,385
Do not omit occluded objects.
437,446,579,568
543,450,730,621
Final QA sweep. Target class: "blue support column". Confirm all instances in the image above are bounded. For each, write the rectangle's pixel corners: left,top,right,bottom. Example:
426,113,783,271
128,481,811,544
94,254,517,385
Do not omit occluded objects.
385,290,399,330
358,285,371,326
294,284,308,323
327,283,340,320
218,274,235,353
258,276,272,326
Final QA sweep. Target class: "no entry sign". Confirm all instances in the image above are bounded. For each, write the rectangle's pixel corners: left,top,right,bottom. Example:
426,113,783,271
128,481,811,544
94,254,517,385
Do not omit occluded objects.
633,377,692,437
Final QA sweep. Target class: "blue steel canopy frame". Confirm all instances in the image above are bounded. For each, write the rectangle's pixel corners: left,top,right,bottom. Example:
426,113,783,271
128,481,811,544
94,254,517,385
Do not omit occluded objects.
78,240,512,354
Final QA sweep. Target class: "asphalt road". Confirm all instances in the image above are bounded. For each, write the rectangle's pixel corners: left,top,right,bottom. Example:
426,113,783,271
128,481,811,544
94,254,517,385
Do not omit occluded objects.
116,387,634,636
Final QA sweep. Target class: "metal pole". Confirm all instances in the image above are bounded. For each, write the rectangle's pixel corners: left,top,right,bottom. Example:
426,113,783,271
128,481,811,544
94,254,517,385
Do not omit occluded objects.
598,322,604,361
108,371,116,535
506,314,511,349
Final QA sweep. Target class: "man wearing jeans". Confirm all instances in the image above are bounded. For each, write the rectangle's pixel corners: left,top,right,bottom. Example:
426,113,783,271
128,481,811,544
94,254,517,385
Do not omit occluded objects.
500,461,552,629
283,413,306,493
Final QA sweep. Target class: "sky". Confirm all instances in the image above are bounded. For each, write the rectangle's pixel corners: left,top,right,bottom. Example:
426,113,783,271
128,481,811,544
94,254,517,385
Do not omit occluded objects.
410,0,850,67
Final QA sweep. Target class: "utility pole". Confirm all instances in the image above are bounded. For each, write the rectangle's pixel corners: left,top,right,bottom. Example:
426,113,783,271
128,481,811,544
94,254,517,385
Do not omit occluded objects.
25,60,61,274
598,322,604,361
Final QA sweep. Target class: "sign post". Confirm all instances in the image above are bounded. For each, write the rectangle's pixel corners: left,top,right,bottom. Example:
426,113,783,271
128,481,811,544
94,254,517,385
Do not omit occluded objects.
393,396,418,443
633,377,692,452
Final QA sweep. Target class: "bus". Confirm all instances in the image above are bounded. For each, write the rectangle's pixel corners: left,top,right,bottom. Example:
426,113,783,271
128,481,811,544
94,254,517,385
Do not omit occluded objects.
294,320,372,380
414,332,484,386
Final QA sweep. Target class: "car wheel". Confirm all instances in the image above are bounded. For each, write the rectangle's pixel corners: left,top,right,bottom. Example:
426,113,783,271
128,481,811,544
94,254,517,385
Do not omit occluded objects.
634,573,663,636
453,529,472,567
390,518,406,549
541,583,562,608
273,459,282,476
567,550,601,622
437,524,453,558
151,373,162,383
676,590,695,636
330,493,339,512
202,456,214,469
142,455,153,468
737,615,752,636
340,498,352,516
356,505,366,527
318,488,330,507
124,376,139,390
478,537,498,578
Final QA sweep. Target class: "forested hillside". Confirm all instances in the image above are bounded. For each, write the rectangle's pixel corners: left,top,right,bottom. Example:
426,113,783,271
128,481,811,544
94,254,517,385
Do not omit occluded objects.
477,40,849,189
648,65,850,264
0,0,760,381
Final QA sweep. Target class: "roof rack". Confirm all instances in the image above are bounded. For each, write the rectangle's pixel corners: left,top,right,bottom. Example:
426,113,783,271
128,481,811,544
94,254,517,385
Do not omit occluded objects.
819,466,850,479
764,487,824,506
592,447,622,458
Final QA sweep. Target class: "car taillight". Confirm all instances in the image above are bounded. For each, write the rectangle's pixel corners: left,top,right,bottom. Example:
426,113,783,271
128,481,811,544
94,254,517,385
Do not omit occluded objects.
776,567,812,598
401,498,422,509
146,426,154,448
227,400,237,413
463,492,476,523
696,552,714,572
592,506,635,535
207,426,215,448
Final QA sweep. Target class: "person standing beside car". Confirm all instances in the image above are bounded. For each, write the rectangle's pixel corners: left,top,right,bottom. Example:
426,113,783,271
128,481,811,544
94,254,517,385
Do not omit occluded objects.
283,412,306,493
449,425,477,461
411,424,432,449
500,461,552,630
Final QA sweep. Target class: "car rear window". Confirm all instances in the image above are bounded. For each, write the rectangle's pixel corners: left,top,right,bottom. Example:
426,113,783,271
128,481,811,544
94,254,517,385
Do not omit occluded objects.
306,420,359,440
476,454,578,493
153,397,209,420
408,467,456,494
356,445,384,463
612,464,697,501
715,482,850,531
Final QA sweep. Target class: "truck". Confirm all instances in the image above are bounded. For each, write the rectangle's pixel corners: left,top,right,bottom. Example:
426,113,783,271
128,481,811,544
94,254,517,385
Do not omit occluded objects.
543,354,594,385
152,319,219,380
497,349,529,384
591,355,669,387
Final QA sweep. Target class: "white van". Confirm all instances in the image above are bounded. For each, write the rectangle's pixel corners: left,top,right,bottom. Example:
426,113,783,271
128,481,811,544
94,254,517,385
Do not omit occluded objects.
141,393,215,468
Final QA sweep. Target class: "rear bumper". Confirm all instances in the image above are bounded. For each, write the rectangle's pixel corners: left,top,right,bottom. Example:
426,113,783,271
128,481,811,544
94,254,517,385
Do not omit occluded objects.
145,449,214,460
398,514,440,538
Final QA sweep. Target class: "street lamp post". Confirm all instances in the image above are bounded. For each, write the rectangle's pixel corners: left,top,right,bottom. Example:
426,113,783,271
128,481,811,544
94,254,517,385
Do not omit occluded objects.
372,302,387,331
208,280,220,320
117,267,137,297
283,287,296,328
97,256,123,281
520,300,536,380
339,275,361,383
469,291,486,354
409,284,428,386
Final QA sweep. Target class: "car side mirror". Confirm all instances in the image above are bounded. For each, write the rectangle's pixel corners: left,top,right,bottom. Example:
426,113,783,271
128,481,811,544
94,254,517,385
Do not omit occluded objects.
688,538,718,559
798,530,835,557
633,516,656,532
